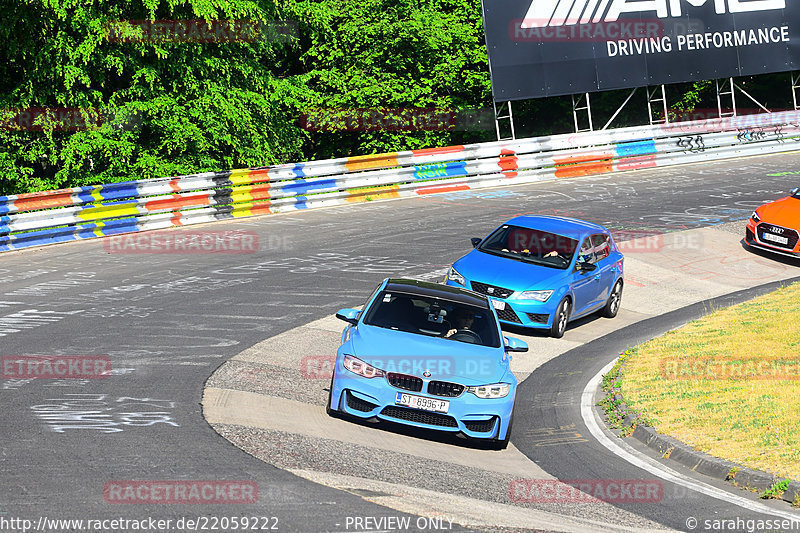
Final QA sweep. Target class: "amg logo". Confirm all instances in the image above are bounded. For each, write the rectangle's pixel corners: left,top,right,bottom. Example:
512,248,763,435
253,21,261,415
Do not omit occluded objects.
521,0,785,29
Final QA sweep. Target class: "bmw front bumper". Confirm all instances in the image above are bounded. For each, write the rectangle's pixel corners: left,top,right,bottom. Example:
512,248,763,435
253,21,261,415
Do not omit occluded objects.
330,365,515,441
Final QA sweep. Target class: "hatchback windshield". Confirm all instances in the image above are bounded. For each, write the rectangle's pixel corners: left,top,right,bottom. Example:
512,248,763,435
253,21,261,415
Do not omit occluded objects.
478,225,578,269
363,291,500,347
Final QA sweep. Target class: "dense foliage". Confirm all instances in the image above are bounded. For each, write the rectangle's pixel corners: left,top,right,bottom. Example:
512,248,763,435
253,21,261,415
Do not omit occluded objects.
0,0,793,194
0,0,493,194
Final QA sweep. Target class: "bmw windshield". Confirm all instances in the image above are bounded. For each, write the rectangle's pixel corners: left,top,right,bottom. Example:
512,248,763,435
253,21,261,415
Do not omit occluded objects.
477,224,578,269
363,291,500,348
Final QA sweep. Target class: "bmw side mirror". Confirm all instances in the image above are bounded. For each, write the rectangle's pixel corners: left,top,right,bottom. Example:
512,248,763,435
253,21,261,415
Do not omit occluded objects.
504,336,528,353
335,308,360,325
471,237,482,248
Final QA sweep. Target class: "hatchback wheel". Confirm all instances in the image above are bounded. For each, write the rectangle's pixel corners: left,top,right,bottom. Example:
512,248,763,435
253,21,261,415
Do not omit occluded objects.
550,299,570,338
601,280,623,318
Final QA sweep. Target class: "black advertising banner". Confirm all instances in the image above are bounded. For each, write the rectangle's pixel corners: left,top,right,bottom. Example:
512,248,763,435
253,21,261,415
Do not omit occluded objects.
482,0,800,101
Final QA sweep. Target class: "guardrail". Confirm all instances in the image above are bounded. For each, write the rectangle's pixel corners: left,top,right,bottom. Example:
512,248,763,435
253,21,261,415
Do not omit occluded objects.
2,111,800,252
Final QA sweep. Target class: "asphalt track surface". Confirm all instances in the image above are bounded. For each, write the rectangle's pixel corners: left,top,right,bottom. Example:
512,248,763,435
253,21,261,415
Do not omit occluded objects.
1,152,800,532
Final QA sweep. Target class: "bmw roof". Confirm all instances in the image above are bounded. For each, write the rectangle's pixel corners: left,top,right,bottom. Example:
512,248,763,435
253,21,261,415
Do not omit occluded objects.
384,278,490,308
504,215,608,234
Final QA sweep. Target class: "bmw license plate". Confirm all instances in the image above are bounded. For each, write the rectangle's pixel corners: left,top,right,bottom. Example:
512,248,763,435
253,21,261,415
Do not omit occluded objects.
490,298,506,311
395,392,449,413
762,232,789,245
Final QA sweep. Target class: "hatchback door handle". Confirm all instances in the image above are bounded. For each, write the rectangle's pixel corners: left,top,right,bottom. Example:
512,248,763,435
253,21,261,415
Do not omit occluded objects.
594,275,601,280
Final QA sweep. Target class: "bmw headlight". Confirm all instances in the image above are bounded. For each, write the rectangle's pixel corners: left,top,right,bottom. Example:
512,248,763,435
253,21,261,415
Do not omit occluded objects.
751,211,761,222
446,266,465,286
467,383,510,399
517,290,554,302
343,355,385,378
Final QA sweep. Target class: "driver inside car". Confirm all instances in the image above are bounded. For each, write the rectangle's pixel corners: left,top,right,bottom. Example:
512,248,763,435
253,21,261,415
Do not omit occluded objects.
444,307,477,339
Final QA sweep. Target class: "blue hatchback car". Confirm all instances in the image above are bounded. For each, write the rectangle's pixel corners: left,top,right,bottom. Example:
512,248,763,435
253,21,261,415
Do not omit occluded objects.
328,278,528,449
445,216,624,338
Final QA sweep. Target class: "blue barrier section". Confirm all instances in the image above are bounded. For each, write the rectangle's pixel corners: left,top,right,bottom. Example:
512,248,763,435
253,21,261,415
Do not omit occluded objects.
281,178,339,196
615,140,657,157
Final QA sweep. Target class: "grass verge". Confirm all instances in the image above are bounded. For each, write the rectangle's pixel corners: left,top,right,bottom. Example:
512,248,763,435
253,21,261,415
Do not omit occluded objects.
609,281,800,480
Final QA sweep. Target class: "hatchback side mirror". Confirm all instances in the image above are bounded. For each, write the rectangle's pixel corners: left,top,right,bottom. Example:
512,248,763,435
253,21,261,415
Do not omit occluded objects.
577,261,597,272
471,237,482,248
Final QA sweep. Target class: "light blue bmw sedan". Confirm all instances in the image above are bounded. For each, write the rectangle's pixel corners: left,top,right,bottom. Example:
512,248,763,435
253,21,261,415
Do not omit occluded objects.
328,278,528,449
445,216,624,338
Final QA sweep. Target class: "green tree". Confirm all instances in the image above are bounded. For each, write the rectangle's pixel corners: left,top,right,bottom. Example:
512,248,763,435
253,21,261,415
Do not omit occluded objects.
0,0,305,194
280,0,493,160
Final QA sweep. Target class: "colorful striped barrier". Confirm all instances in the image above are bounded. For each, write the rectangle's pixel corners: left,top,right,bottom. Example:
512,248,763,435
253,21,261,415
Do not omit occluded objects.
3,111,800,253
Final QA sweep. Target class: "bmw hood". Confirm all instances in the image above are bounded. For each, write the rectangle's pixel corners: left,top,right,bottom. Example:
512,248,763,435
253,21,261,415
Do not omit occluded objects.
454,249,568,292
344,325,511,385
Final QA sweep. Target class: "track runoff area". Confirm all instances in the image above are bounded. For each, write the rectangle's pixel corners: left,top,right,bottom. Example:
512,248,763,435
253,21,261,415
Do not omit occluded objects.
0,153,798,533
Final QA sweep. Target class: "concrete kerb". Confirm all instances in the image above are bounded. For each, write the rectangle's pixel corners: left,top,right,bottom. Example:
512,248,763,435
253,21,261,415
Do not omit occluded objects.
626,424,799,505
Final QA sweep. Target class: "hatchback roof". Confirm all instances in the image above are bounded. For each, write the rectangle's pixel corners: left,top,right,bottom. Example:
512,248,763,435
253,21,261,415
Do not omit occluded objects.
504,215,607,234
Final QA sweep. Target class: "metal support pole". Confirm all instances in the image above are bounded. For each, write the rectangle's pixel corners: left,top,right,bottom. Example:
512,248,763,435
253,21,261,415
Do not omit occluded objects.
793,72,800,111
647,86,669,125
493,101,517,141
733,83,770,114
602,88,637,130
571,93,593,133
716,78,736,118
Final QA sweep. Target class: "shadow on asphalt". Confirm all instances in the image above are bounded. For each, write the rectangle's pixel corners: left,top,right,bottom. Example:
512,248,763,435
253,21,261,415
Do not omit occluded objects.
500,310,615,338
740,239,800,267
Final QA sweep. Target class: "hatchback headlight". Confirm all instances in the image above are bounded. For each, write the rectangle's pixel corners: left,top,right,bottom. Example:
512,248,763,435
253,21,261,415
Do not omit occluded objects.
467,383,511,399
518,290,553,302
343,355,385,378
446,266,465,286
